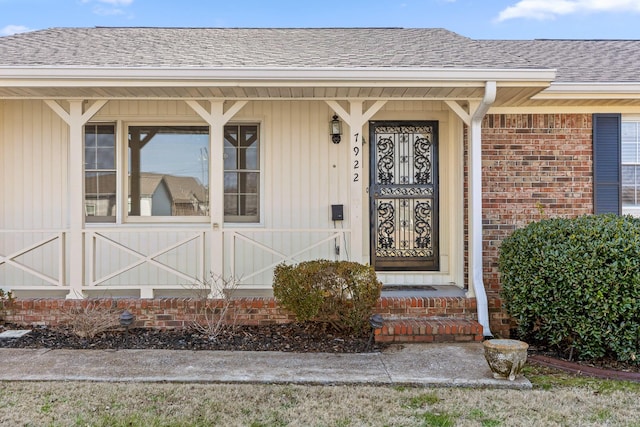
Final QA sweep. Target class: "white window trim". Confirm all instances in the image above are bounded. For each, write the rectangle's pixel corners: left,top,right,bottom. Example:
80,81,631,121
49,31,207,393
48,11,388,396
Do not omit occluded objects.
222,121,263,225
621,116,640,216
86,117,266,226
84,122,118,224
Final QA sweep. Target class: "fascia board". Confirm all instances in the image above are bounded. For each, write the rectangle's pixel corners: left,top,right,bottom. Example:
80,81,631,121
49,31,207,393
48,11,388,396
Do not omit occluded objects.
0,67,556,86
534,82,640,99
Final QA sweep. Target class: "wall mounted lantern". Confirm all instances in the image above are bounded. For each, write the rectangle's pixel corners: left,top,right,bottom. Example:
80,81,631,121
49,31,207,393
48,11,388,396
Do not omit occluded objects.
330,114,342,144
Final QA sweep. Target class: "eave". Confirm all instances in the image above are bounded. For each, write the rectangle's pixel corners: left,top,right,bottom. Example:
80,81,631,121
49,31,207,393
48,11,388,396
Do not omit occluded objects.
0,66,555,106
532,82,640,100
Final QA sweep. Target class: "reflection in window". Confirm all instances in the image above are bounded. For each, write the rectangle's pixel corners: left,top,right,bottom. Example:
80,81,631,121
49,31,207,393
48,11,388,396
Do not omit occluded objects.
128,126,209,217
84,124,116,222
224,124,260,222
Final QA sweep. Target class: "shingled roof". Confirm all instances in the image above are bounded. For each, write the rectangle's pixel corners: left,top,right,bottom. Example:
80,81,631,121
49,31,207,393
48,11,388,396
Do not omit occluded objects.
1,27,639,104
482,39,640,83
0,27,537,70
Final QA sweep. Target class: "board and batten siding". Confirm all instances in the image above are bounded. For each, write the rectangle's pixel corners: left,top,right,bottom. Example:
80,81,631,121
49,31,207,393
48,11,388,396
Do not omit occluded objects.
1,99,463,294
0,100,69,290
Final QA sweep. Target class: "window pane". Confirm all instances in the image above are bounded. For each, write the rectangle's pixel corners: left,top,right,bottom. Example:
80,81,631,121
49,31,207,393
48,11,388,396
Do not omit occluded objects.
224,146,237,169
85,172,116,218
96,147,115,169
623,166,639,206
96,127,115,147
241,147,259,170
224,124,260,222
224,195,238,216
241,126,258,147
85,147,97,169
622,122,640,164
84,124,116,222
85,126,115,170
224,172,238,193
622,122,638,143
238,172,259,194
240,195,259,216
622,142,638,164
128,126,209,217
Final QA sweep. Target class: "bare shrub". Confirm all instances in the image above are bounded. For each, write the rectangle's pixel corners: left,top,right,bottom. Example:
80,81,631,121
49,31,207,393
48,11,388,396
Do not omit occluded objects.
0,289,14,324
187,273,239,340
58,300,120,339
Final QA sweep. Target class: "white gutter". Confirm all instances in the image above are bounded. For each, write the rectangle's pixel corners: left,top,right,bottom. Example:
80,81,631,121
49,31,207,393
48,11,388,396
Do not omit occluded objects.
469,81,496,337
533,82,640,99
0,67,557,84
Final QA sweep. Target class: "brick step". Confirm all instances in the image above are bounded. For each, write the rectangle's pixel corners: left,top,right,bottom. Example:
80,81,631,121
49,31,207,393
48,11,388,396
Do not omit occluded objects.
374,317,484,343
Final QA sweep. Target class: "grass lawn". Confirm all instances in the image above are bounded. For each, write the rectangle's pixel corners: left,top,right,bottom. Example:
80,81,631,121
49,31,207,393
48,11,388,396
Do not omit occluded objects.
1,365,639,426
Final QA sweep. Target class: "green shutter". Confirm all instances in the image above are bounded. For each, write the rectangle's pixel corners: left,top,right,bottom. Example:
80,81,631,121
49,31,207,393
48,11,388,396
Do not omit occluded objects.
593,114,621,214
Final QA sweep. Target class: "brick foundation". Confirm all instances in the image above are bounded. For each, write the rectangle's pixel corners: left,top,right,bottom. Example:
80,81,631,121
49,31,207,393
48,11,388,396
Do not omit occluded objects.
3,298,295,329
3,296,479,330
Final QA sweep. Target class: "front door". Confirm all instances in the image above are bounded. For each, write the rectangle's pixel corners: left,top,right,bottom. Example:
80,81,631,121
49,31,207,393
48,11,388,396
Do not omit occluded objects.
369,121,439,271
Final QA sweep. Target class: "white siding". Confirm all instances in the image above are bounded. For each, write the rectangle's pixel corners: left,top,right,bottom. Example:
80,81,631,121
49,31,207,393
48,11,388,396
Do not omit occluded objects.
224,101,346,286
1,100,68,229
1,99,464,294
0,100,68,289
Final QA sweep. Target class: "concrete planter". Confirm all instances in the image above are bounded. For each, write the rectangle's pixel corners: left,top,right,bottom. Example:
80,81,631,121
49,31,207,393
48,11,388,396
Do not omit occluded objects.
483,339,529,381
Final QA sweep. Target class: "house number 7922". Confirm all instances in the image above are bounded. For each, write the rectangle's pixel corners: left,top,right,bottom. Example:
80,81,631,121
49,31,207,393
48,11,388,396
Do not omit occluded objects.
353,134,360,182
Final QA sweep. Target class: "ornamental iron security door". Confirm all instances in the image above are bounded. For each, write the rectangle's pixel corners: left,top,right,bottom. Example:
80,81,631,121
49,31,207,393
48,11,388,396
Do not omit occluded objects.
369,121,439,271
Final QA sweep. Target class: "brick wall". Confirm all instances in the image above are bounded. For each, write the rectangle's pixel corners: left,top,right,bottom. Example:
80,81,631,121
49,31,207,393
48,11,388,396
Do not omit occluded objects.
4,298,294,329
3,296,478,329
480,113,594,335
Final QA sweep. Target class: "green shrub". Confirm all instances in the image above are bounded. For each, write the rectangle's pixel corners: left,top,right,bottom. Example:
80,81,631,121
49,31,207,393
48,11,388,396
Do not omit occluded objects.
273,260,382,335
499,214,640,364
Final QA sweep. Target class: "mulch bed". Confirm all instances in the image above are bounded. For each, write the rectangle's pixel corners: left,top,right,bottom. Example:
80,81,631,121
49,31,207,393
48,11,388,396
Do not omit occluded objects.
526,344,640,380
528,354,640,382
0,323,386,353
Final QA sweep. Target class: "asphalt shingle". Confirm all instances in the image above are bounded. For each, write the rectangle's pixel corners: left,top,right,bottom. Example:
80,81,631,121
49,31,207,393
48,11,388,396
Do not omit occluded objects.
0,27,535,69
482,39,640,82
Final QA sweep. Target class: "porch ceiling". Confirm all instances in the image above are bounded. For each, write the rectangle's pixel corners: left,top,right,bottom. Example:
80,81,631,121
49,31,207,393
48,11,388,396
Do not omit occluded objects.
0,84,547,106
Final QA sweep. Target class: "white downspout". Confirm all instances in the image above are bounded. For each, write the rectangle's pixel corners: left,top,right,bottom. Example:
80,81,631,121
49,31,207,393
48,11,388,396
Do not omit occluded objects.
469,81,496,337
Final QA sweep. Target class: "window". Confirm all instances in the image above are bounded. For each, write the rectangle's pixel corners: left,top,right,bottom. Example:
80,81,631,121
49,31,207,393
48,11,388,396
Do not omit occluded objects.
622,119,640,216
84,124,116,223
128,126,209,218
84,122,261,223
224,124,260,222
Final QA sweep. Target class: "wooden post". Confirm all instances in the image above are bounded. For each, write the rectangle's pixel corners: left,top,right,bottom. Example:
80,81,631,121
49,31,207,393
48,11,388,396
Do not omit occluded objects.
325,100,386,264
44,100,107,298
185,100,247,284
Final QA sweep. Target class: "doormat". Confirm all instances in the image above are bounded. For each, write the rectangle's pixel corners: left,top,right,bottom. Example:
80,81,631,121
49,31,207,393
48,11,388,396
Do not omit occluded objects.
381,285,437,292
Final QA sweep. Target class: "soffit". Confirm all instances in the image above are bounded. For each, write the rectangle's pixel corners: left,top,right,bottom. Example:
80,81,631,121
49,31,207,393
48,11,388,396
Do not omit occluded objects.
0,85,548,107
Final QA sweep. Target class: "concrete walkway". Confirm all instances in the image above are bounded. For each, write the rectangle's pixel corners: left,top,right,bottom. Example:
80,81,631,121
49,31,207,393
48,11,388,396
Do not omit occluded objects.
0,343,531,389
